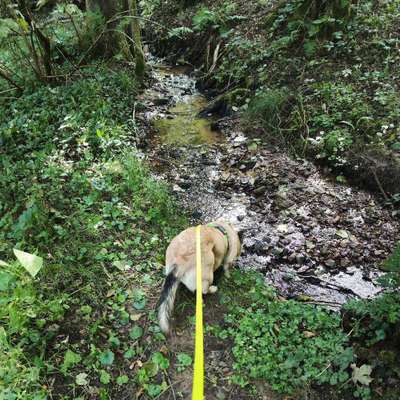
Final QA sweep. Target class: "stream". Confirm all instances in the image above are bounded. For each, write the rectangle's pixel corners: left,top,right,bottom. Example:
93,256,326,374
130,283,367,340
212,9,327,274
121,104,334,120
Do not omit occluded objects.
137,60,399,308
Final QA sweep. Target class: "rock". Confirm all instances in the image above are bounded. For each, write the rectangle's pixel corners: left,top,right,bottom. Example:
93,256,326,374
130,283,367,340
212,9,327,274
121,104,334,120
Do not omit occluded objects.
178,180,191,189
296,254,305,264
253,186,267,196
192,210,202,219
173,184,184,192
340,258,350,267
326,259,335,268
273,247,284,256
153,97,170,106
297,265,310,273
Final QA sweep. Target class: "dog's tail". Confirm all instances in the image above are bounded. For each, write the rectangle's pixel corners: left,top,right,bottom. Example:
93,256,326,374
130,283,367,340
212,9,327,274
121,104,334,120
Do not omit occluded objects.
158,265,179,335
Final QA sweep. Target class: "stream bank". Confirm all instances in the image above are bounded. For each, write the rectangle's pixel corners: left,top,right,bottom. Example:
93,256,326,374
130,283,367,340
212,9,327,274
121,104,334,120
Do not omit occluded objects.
137,60,399,308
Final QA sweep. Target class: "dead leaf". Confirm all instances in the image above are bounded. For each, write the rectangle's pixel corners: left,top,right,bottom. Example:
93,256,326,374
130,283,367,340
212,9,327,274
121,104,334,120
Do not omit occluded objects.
336,229,349,239
351,363,373,386
130,313,143,321
303,331,317,338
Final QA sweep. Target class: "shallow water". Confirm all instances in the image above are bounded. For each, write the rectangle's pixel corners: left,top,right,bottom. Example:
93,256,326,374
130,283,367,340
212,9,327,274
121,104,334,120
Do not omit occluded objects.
150,65,223,145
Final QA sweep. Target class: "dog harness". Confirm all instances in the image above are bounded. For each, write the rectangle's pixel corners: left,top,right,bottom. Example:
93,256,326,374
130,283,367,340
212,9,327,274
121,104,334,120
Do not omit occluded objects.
207,223,230,256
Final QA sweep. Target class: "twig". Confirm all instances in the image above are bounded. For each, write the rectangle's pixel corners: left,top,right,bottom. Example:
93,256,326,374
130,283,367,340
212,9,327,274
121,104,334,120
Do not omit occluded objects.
164,370,177,400
0,87,19,95
132,103,136,124
153,379,182,400
371,168,390,203
0,67,23,91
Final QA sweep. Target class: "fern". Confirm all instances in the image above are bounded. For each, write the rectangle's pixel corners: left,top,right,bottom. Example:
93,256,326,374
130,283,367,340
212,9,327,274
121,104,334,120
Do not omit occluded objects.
168,26,194,39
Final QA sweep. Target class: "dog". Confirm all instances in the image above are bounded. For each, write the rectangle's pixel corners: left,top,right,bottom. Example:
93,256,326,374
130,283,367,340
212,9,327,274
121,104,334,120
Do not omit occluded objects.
157,220,241,335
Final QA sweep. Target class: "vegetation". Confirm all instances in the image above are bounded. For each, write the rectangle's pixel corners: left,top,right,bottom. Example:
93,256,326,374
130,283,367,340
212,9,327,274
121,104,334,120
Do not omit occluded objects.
148,0,400,202
0,62,186,398
214,272,354,395
1,0,400,399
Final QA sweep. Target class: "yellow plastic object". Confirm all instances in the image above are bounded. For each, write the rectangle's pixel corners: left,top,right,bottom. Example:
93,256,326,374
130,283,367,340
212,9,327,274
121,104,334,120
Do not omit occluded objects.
192,225,204,400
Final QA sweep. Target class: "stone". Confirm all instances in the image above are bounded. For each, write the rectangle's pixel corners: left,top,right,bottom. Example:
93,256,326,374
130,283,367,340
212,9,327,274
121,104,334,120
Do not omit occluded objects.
326,259,335,268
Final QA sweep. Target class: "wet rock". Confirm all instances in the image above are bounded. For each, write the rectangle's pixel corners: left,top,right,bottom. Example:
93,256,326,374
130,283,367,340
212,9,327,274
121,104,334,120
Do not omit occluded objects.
192,210,202,219
326,259,336,268
178,180,191,189
253,186,267,196
296,254,305,264
153,97,170,106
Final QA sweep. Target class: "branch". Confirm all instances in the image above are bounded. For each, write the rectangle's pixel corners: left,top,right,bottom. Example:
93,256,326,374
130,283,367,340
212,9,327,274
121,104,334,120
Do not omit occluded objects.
0,67,23,92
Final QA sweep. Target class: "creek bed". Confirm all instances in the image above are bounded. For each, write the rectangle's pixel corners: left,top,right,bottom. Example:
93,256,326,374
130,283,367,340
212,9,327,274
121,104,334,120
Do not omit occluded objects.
138,60,399,308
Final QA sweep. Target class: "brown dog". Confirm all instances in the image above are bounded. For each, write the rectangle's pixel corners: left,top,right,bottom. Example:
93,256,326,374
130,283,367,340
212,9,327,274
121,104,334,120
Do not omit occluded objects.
157,220,241,335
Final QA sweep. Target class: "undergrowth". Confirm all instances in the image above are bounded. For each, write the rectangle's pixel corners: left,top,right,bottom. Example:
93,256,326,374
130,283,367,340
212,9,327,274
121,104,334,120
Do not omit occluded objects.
0,65,185,399
212,271,355,397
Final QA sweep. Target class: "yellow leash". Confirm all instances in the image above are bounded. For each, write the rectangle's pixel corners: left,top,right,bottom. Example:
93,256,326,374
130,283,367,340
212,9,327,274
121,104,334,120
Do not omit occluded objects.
192,225,204,400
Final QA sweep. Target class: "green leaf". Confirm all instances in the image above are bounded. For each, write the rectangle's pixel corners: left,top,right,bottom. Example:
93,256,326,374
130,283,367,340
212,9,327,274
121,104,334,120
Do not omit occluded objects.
143,361,158,378
176,353,192,370
247,142,258,151
100,370,111,385
61,350,81,374
123,348,136,359
113,260,126,271
391,142,400,151
129,326,143,340
108,335,120,347
13,249,43,277
133,298,146,310
0,272,12,291
116,374,129,385
152,352,169,370
75,372,88,386
99,350,115,366
146,384,163,397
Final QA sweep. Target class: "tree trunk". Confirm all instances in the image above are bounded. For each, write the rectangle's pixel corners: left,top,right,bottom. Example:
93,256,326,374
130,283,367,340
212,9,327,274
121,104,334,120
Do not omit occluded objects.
85,0,118,56
131,0,145,84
